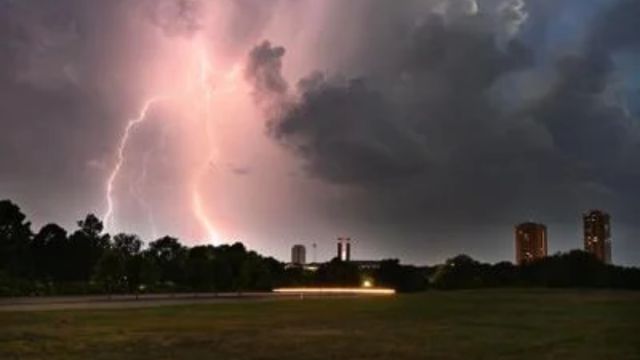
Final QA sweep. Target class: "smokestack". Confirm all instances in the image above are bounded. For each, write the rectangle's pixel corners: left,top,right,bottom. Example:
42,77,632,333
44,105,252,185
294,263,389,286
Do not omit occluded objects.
336,237,352,261
346,238,351,262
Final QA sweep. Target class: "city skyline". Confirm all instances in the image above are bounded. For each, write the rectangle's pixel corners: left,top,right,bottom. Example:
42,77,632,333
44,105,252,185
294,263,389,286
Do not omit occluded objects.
1,0,640,266
0,196,631,266
284,209,617,265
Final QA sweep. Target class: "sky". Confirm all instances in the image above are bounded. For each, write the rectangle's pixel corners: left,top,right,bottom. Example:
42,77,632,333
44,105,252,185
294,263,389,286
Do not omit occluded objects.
1,0,639,266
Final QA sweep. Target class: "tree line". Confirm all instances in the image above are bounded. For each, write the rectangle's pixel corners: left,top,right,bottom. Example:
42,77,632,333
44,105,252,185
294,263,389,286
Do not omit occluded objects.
429,253,640,290
1,199,639,296
0,199,285,296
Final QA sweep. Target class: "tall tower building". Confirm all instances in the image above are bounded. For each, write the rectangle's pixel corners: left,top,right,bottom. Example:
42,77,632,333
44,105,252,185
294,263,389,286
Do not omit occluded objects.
337,237,351,261
583,210,612,264
515,222,548,265
291,244,306,266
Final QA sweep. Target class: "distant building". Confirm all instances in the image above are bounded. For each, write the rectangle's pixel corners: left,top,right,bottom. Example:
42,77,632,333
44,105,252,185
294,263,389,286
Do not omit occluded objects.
291,244,306,266
583,210,612,264
337,237,351,261
515,222,548,265
351,260,382,271
286,238,384,272
303,263,321,272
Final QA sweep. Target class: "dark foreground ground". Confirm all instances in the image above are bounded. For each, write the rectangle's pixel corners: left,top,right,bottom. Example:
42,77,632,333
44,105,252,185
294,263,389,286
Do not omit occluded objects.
1,289,639,359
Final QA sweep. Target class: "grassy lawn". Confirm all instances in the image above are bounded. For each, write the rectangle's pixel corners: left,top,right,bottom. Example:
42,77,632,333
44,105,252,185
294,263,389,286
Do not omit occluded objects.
1,289,639,359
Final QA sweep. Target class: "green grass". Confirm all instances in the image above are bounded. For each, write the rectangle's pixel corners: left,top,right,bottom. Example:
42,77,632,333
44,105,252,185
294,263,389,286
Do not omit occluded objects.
1,289,639,359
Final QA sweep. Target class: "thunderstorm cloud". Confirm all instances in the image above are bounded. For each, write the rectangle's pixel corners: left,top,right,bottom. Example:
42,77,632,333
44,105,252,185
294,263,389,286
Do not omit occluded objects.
247,0,640,263
2,0,640,264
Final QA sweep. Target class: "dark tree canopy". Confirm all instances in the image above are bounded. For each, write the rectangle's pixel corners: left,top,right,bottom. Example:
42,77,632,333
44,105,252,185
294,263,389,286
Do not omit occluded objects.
0,200,33,278
32,223,69,281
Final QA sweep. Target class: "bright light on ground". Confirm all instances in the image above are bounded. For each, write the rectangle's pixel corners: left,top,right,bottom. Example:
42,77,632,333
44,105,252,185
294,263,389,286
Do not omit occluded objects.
273,287,395,295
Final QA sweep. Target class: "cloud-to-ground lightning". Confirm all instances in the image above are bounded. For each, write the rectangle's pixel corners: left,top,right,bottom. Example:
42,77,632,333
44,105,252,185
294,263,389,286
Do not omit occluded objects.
130,148,159,240
104,96,166,231
191,47,219,244
190,45,241,244
103,37,240,244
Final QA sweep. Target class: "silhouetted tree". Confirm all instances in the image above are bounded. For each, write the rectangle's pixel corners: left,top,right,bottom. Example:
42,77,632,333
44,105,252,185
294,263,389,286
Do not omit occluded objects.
138,252,161,291
185,245,216,291
31,223,69,281
113,233,142,257
112,233,143,291
67,214,110,282
263,256,287,288
316,258,360,286
374,259,427,292
431,255,488,289
213,242,249,291
0,200,33,278
282,266,309,286
93,250,125,295
522,250,613,288
486,261,519,287
238,252,273,291
147,236,187,285
212,256,233,292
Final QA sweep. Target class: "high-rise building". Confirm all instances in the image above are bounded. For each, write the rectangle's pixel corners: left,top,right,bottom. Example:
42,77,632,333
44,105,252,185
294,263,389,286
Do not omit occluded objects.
291,244,306,266
515,222,548,265
337,237,351,261
583,210,612,264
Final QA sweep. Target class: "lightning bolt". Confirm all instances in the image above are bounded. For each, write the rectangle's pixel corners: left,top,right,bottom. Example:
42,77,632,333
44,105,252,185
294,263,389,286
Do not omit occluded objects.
104,38,239,244
190,50,240,244
103,96,166,231
191,47,219,244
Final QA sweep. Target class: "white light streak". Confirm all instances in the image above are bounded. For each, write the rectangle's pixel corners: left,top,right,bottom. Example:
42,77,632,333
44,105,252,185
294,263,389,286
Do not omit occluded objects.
104,96,166,231
273,288,396,295
191,45,219,244
104,38,239,243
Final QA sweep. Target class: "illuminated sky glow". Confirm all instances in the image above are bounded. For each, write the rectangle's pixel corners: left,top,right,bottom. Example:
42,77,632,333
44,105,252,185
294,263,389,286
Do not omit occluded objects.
1,0,639,265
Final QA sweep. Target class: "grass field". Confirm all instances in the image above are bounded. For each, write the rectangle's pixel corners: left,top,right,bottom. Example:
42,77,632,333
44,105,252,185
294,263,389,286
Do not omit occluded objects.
1,289,639,359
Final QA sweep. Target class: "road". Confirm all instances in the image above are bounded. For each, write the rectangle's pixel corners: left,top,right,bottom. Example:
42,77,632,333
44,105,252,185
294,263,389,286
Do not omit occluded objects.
0,291,391,312
0,292,312,312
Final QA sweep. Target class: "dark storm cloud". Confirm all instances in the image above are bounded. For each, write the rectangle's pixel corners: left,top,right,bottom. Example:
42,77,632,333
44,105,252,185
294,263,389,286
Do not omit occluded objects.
145,0,203,38
0,0,115,176
0,0,169,224
245,41,288,101
591,0,640,52
525,0,640,218
248,0,640,227
272,75,428,185
144,0,283,53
